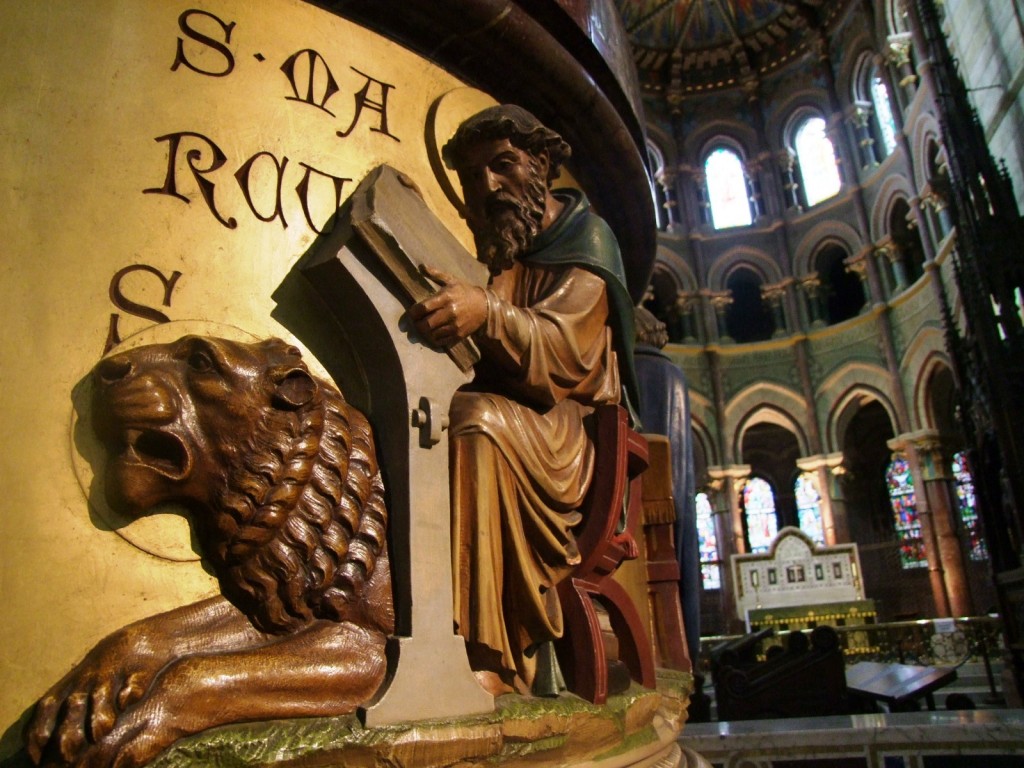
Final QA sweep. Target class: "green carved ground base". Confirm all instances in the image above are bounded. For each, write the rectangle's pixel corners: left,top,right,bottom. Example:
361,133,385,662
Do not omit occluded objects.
125,670,688,768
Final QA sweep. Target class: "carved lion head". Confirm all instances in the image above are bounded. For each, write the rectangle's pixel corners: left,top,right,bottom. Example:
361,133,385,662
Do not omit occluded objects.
92,335,389,634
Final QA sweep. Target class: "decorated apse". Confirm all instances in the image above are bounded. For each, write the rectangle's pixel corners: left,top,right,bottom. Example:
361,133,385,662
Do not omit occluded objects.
0,0,654,753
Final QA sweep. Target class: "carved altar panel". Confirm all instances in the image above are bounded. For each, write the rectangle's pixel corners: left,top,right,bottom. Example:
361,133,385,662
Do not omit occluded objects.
731,527,867,628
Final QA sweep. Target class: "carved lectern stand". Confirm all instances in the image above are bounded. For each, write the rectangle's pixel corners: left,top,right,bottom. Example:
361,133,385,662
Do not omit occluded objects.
297,166,494,725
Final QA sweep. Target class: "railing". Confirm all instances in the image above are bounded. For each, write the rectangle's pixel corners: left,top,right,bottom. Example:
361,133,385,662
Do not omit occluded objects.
698,615,1005,700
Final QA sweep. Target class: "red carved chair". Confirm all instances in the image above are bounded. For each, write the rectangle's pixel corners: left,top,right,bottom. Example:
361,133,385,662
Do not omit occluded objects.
555,404,656,704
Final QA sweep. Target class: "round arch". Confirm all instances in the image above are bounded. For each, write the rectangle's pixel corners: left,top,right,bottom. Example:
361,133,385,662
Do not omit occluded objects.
907,111,942,188
683,118,758,161
706,246,781,291
793,220,866,276
869,173,915,242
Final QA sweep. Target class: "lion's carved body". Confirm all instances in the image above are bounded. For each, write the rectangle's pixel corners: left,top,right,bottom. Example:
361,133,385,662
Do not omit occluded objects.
26,336,393,768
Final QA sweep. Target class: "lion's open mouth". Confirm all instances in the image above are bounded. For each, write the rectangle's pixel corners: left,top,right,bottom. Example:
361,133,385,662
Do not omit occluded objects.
121,427,191,480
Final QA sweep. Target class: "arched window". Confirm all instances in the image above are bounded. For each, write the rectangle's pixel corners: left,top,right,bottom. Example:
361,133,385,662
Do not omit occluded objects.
705,147,752,229
794,116,841,206
743,477,778,553
870,74,898,157
952,451,987,561
795,472,825,545
886,454,927,568
696,492,722,589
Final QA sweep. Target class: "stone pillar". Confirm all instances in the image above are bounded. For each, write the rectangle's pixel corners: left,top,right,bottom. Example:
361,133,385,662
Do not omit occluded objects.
656,167,682,232
888,437,952,617
745,157,765,219
777,149,802,211
887,33,919,103
873,243,896,297
761,281,789,337
798,274,824,328
843,253,871,314
709,292,734,342
706,471,735,631
849,103,879,169
675,291,700,343
693,169,712,226
910,431,975,616
878,240,908,292
797,453,848,546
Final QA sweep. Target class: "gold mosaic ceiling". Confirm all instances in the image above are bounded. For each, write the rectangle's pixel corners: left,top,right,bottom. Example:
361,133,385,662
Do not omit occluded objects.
614,0,835,95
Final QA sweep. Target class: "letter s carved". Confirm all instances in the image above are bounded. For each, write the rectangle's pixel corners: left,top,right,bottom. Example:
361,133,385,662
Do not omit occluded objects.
104,265,183,354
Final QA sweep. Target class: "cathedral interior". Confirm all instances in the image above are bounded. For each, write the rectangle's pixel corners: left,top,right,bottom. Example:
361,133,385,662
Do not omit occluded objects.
614,0,1024,658
4,0,1024,764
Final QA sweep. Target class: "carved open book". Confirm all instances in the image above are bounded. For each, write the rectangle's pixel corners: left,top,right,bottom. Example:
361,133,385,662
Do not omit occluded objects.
349,165,489,372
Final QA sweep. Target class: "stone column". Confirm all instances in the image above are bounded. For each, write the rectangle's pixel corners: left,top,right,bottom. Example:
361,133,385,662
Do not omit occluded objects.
709,292,734,343
849,103,879,169
888,437,952,617
745,157,765,219
798,273,824,328
887,33,918,103
843,253,871,314
656,167,682,233
796,453,848,546
761,281,789,337
675,291,700,343
878,239,908,292
910,431,974,616
705,472,734,631
873,243,896,297
693,168,712,226
777,149,802,211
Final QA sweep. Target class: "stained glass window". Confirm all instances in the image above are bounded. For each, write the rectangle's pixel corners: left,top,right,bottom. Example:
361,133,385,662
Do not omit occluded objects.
795,117,841,206
886,455,927,568
743,477,778,553
952,451,987,560
695,492,721,589
795,472,825,545
705,147,753,229
871,74,898,156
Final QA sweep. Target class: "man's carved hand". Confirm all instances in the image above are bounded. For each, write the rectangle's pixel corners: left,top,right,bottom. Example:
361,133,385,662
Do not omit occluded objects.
408,266,488,348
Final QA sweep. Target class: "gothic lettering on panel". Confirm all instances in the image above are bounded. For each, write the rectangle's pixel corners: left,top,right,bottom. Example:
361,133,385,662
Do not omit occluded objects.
171,9,236,78
105,265,184,354
153,9,403,233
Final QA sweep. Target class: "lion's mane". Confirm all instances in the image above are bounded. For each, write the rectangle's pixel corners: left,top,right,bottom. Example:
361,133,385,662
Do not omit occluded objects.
207,365,388,635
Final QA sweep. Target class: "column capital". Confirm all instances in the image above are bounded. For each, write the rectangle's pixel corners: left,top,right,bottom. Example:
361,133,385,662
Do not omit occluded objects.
886,33,914,67
796,452,845,473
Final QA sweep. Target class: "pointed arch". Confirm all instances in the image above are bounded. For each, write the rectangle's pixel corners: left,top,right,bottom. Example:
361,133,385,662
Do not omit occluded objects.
725,382,810,458
824,374,899,454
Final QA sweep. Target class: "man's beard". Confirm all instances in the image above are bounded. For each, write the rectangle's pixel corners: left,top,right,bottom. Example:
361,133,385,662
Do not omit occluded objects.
471,164,548,275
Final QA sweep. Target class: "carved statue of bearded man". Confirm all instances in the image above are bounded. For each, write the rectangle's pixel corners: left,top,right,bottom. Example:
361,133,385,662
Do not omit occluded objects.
409,105,638,696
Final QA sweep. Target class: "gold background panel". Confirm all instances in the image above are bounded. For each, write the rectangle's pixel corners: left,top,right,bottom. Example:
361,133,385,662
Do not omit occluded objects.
0,0,485,743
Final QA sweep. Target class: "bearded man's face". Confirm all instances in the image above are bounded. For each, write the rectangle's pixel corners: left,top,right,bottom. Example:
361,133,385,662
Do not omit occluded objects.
455,138,549,274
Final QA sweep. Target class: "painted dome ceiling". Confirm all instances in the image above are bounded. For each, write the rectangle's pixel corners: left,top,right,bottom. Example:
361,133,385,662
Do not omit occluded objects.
614,0,837,97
